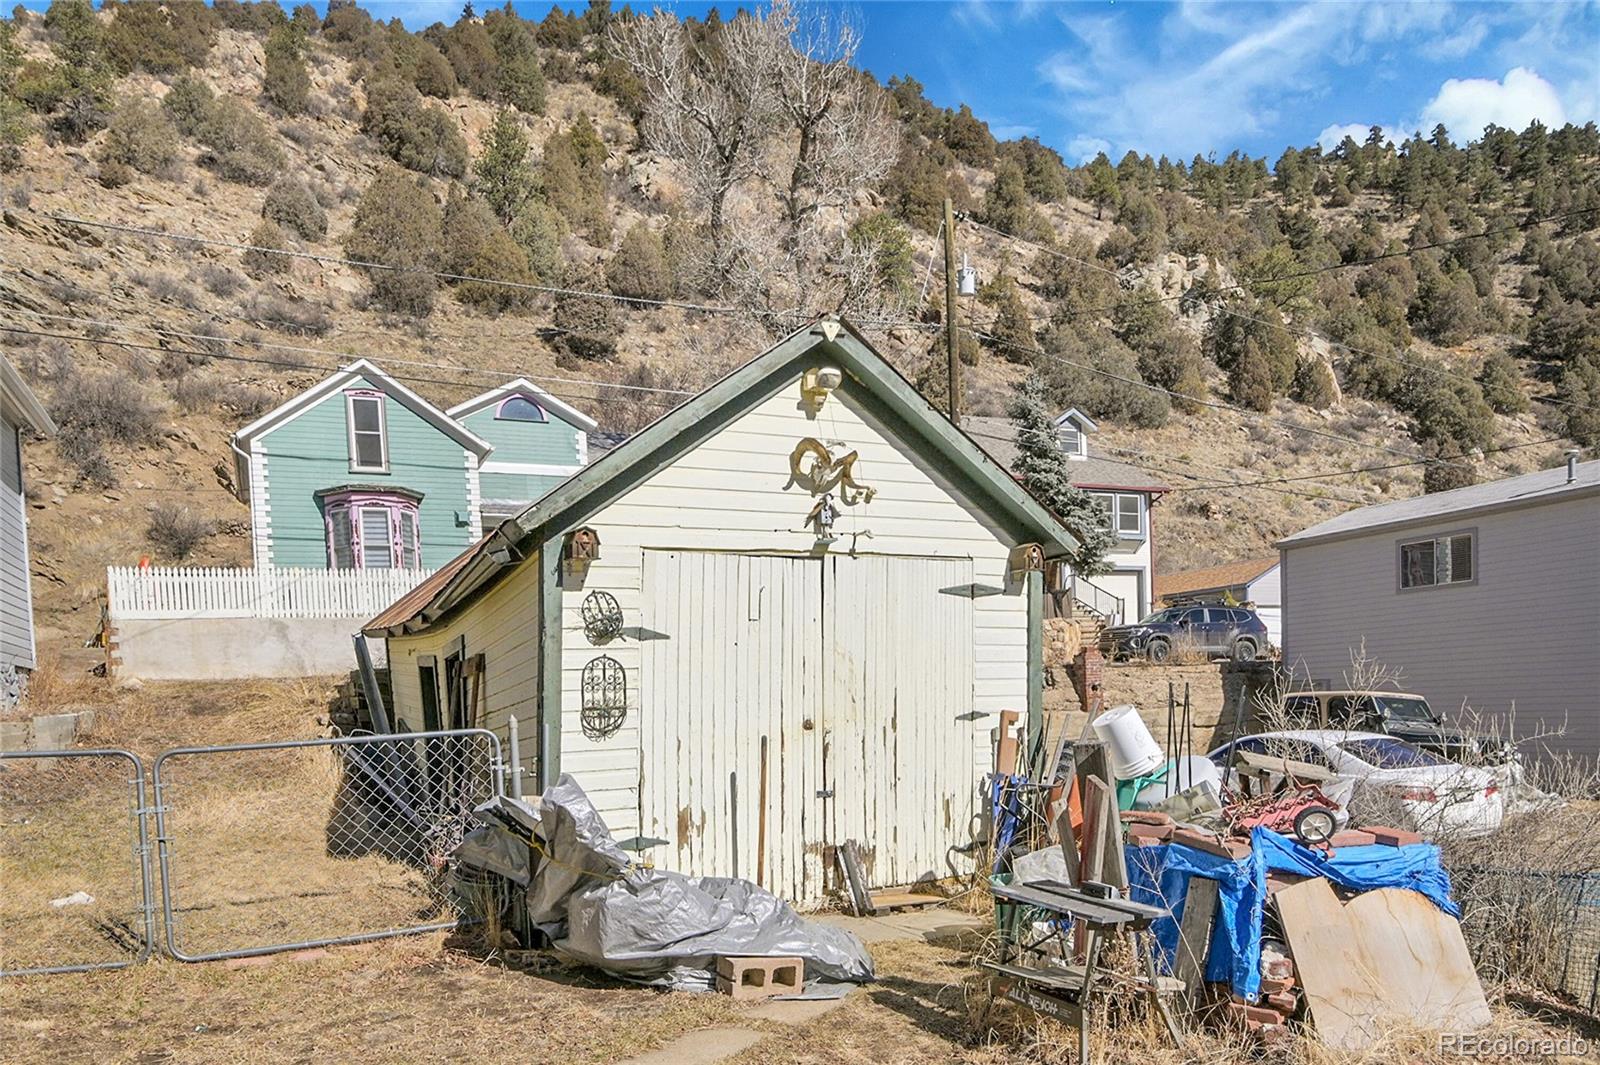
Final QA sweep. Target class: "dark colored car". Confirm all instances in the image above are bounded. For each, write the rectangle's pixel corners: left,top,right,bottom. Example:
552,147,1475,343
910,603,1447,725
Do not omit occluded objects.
1281,690,1489,760
1099,604,1268,663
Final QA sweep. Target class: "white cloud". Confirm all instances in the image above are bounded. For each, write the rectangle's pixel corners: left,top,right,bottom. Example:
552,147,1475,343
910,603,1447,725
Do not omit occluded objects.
1066,135,1111,163
1316,123,1375,152
1421,16,1489,60
951,0,1000,33
1420,67,1568,139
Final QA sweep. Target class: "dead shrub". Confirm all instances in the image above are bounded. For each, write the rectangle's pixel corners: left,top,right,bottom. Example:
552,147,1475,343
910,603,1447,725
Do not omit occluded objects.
96,158,133,188
243,289,331,336
146,502,214,560
242,219,291,277
168,372,223,412
47,369,162,486
131,268,187,303
197,261,244,297
222,383,277,418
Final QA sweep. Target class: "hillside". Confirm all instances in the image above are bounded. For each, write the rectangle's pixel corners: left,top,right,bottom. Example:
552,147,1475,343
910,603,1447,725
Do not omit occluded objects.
1,1,1596,670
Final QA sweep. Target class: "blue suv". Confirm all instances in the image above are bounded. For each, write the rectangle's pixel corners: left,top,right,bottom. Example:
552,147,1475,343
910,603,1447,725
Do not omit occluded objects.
1099,604,1269,663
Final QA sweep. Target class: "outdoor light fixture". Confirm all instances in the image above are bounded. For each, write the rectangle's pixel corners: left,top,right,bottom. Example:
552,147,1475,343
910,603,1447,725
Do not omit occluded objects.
800,365,843,411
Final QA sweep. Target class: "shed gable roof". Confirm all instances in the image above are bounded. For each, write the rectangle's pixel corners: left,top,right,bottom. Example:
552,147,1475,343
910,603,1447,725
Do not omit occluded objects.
1158,557,1278,601
446,377,599,432
1,356,55,437
366,318,1084,635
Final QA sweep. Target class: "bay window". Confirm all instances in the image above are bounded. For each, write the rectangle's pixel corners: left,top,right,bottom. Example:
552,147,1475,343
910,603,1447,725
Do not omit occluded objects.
317,487,424,569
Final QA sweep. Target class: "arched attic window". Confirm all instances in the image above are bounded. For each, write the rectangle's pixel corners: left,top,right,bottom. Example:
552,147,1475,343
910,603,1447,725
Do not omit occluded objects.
496,395,547,422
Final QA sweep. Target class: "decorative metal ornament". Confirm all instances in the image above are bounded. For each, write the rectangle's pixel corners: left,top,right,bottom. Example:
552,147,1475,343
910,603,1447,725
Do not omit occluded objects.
784,437,877,505
581,590,624,642
580,655,627,740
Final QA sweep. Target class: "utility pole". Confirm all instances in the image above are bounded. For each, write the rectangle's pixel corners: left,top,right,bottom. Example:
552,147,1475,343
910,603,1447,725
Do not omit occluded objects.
942,197,961,423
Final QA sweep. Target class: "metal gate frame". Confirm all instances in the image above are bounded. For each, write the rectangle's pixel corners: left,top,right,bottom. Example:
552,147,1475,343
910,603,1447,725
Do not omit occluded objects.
0,748,157,977
150,728,505,963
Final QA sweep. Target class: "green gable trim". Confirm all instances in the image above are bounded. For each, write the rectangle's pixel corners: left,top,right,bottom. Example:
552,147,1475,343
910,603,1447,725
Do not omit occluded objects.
379,318,1080,635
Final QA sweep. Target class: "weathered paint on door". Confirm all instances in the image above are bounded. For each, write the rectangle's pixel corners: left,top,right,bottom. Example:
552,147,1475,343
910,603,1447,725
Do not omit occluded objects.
822,555,976,890
640,551,824,901
639,550,977,903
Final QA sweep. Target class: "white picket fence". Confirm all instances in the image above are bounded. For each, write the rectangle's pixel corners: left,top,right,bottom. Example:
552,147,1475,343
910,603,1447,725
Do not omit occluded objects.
107,566,439,621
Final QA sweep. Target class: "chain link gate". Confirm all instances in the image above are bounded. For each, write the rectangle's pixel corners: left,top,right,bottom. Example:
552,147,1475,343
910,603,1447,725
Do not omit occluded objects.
151,729,504,962
0,749,156,976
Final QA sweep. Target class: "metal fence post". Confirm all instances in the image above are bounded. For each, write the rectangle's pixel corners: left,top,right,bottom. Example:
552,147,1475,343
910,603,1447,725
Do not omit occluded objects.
508,715,523,800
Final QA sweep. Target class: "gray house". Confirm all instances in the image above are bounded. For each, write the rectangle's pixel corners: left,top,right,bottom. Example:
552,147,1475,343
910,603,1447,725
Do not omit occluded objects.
1278,455,1599,760
1,357,57,705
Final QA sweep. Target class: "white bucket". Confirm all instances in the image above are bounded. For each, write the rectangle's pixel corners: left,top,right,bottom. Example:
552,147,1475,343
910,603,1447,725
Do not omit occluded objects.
1090,704,1166,780
1132,755,1223,808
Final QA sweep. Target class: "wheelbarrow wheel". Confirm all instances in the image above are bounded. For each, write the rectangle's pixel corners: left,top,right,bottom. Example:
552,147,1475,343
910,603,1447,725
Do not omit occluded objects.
1293,806,1337,845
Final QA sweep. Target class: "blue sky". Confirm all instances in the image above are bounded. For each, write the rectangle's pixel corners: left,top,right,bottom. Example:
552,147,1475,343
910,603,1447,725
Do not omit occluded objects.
46,0,1599,162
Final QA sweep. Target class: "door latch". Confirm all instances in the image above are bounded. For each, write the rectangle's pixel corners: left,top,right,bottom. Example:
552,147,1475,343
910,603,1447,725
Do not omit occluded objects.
815,788,835,799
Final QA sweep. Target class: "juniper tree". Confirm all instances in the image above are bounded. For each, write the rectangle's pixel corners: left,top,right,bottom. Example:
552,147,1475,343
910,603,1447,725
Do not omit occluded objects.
1007,374,1114,575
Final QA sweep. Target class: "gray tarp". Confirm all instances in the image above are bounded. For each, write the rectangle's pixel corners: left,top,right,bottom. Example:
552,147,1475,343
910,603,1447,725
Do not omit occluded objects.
460,775,875,992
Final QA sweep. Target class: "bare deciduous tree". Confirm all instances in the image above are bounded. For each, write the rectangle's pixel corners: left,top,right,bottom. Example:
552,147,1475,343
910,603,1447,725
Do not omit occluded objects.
608,9,783,270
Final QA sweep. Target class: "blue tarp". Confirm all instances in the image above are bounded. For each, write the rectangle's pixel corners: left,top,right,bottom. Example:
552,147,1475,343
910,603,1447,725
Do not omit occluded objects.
1125,826,1460,1000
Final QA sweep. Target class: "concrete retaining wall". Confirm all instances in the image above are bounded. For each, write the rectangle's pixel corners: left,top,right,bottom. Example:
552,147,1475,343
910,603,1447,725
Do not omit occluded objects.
110,616,386,681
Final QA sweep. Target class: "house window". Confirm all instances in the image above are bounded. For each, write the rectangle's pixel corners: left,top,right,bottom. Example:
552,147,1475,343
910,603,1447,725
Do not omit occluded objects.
1058,426,1085,458
496,395,547,422
1399,531,1474,589
319,487,424,569
346,392,388,473
1092,492,1145,539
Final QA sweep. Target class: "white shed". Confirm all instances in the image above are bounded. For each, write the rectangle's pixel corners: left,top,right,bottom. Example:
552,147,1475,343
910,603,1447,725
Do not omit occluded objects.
364,320,1081,903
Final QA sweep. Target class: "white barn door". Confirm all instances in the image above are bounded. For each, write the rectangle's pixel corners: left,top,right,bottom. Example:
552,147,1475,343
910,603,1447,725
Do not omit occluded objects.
640,551,826,901
822,555,976,890
640,551,976,903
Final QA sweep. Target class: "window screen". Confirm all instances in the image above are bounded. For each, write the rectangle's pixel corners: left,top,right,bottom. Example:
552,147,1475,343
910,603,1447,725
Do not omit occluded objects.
1400,532,1473,588
361,508,393,568
348,394,387,470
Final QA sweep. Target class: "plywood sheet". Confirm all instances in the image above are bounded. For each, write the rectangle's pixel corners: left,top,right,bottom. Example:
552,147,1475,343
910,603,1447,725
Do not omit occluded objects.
1275,879,1489,1051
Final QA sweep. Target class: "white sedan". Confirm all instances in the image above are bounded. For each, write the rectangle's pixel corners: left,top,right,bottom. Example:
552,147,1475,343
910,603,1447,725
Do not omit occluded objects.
1207,729,1505,840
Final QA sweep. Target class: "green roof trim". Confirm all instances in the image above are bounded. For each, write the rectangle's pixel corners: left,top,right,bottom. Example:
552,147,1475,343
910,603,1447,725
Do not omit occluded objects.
367,318,1080,635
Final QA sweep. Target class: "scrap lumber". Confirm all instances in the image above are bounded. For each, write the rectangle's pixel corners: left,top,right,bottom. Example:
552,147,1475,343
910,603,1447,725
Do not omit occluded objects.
1274,879,1490,1051
1173,876,1220,1006
838,842,873,917
1054,803,1081,887
996,710,1021,775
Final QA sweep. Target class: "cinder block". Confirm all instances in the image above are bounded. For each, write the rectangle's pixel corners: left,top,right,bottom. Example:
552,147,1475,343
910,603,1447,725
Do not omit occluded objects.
715,956,804,1000
1366,825,1423,847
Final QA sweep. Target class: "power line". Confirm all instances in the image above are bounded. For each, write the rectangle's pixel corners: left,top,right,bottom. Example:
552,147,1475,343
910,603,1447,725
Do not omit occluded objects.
0,324,689,413
956,211,1600,419
966,324,1456,467
8,308,698,400
25,209,928,332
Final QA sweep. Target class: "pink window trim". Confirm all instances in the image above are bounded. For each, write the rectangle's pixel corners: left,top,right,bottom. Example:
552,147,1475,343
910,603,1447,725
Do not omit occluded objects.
494,394,548,422
323,489,422,569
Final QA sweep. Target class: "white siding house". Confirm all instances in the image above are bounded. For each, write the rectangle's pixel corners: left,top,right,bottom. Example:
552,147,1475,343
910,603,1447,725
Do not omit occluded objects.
964,409,1167,625
1279,458,1599,760
366,321,1081,904
1,357,57,703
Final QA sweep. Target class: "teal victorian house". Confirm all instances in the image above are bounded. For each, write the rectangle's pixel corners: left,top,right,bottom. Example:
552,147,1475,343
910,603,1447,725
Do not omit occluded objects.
230,361,595,570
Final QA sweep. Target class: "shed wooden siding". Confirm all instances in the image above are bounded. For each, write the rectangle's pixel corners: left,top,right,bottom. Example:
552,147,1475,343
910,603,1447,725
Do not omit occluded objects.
1281,494,1600,758
257,375,476,568
384,549,542,772
1,416,37,671
553,381,1027,864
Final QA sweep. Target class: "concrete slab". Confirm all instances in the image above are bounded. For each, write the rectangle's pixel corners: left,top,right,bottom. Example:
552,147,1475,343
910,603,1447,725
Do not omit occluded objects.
815,908,987,945
0,720,28,752
741,996,850,1024
30,713,78,752
617,1027,765,1065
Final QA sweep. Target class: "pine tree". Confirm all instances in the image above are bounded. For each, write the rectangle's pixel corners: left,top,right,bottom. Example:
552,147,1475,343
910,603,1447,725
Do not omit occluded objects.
1007,374,1114,575
263,23,310,114
473,108,534,223
0,19,30,171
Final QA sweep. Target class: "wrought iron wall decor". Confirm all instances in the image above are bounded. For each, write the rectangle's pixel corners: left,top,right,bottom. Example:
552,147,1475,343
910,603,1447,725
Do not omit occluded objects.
580,590,624,642
580,655,627,740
